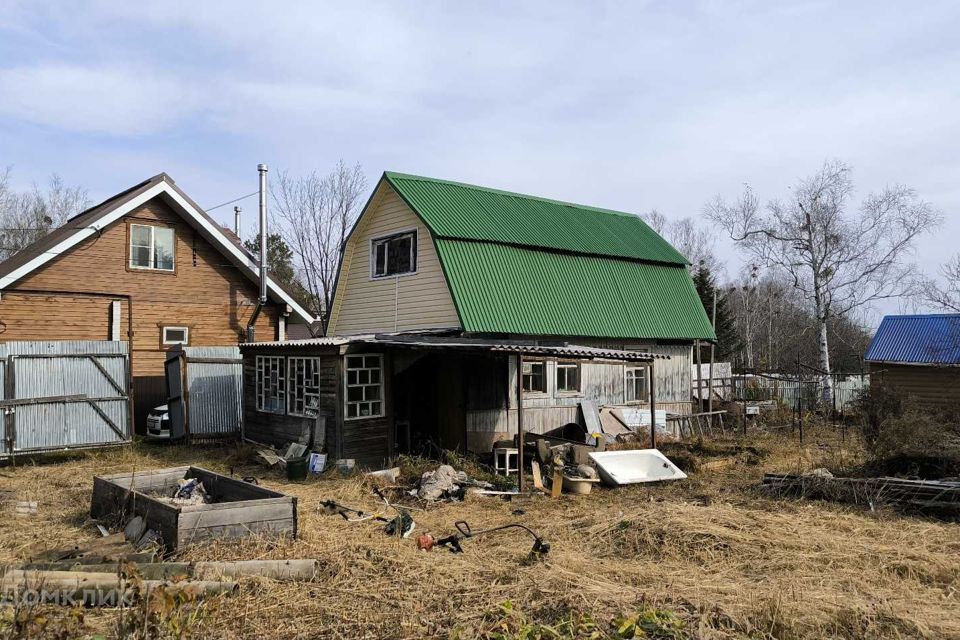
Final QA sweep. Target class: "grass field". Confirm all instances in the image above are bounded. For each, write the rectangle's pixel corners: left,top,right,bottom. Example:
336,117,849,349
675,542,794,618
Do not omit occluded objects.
1,427,958,639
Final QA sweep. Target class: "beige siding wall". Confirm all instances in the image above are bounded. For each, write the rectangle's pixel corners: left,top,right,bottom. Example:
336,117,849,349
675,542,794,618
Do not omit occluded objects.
328,183,461,335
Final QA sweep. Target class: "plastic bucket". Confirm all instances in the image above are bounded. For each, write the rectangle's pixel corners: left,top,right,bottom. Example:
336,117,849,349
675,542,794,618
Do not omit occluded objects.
286,456,309,481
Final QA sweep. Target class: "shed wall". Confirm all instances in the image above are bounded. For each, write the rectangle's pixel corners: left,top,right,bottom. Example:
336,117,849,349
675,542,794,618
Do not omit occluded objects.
870,363,960,408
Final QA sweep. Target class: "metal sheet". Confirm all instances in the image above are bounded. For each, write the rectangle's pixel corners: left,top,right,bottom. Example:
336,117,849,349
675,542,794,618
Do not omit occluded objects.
182,346,242,439
0,341,130,456
865,314,960,365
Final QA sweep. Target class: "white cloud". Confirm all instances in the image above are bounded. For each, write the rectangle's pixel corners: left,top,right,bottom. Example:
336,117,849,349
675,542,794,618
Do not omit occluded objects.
0,64,205,135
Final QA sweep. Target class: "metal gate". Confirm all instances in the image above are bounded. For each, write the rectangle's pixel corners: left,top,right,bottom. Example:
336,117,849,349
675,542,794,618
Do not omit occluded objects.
0,341,130,457
164,346,242,441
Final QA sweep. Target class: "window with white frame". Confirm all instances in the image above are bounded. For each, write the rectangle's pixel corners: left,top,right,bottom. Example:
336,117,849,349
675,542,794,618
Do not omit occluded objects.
162,326,189,345
288,357,322,417
521,360,547,393
371,231,416,277
345,354,383,419
129,224,175,271
256,355,285,413
556,361,581,393
625,367,649,403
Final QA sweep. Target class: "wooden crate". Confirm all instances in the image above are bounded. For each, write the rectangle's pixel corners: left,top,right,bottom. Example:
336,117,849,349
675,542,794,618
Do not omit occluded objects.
90,466,297,551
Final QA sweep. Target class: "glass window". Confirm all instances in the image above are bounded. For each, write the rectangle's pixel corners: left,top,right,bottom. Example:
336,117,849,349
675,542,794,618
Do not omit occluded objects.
371,231,416,277
256,355,285,413
345,354,384,419
288,357,322,417
521,360,546,393
162,326,189,345
625,367,649,403
556,361,581,393
129,224,175,271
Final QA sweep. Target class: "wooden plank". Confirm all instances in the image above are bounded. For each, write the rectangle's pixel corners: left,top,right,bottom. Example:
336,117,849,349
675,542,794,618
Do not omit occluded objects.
177,502,295,529
178,519,295,546
531,461,544,491
551,466,563,499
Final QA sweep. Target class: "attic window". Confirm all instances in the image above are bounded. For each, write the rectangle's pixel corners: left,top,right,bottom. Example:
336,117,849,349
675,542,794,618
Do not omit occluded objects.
129,224,175,271
371,231,416,277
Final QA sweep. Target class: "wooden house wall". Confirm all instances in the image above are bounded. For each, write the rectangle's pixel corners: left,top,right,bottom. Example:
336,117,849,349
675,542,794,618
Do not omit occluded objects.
870,363,960,408
1,196,284,427
327,183,461,335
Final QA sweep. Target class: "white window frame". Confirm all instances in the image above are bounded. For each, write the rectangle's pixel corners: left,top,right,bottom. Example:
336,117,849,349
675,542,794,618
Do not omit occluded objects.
288,356,322,418
625,366,650,404
162,326,189,345
344,354,384,420
370,229,417,279
129,223,175,271
256,355,286,414
555,360,582,394
521,359,547,395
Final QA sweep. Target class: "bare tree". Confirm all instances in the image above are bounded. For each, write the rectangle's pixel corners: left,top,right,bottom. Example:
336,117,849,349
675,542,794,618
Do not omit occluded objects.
0,167,89,259
924,254,960,313
706,160,940,402
272,161,367,321
642,209,719,273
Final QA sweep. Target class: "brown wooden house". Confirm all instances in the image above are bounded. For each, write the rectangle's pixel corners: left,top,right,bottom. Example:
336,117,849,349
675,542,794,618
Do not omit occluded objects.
0,173,315,427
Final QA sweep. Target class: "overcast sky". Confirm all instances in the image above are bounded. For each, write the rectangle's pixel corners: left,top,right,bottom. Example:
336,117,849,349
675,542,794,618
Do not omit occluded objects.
1,1,958,324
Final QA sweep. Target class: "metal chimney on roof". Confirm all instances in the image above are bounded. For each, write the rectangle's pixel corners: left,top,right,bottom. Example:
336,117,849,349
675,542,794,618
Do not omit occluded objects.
234,205,242,237
257,163,268,306
246,163,269,342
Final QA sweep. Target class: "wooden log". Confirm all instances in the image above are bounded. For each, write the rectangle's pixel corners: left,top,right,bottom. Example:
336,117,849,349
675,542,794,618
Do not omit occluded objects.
10,559,318,582
193,559,318,581
0,570,236,605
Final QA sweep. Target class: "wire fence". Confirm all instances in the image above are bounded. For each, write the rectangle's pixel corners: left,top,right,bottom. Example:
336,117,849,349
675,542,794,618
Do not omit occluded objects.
708,373,869,413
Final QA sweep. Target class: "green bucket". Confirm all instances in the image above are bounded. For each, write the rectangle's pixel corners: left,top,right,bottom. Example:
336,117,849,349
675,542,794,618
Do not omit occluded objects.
286,456,309,481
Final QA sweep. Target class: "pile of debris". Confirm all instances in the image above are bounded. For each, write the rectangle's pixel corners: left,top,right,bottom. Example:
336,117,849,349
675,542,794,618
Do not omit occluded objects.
412,464,494,501
762,472,960,513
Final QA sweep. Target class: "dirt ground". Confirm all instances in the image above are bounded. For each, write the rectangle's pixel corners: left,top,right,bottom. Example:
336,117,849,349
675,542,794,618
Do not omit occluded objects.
1,427,958,639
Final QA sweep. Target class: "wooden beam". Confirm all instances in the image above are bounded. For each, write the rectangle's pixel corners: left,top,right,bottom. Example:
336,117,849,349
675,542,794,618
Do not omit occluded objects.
649,359,657,449
517,354,525,493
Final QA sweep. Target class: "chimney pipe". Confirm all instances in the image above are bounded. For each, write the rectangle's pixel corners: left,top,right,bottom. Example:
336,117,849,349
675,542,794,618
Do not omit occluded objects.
234,205,242,237
257,163,269,305
246,163,269,342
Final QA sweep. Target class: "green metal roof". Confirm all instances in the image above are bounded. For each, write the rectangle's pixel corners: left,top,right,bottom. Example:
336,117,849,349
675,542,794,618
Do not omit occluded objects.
384,172,689,265
435,239,716,341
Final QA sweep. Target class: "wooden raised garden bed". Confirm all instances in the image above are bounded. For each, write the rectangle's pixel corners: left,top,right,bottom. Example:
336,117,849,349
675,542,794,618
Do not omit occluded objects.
90,466,297,551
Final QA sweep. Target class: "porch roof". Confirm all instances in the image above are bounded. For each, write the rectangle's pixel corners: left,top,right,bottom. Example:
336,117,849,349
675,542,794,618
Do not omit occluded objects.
243,334,666,363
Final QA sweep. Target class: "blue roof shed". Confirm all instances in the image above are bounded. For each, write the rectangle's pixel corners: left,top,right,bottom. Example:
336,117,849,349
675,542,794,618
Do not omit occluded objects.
864,314,960,365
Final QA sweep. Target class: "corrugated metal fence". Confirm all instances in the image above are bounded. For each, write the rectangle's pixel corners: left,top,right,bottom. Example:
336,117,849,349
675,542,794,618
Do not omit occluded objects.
0,340,130,457
164,346,242,441
730,374,870,411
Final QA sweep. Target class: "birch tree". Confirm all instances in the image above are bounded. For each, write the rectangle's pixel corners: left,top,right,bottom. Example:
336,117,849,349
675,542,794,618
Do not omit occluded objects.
706,160,939,403
924,254,960,313
642,209,719,273
0,167,89,259
272,160,367,322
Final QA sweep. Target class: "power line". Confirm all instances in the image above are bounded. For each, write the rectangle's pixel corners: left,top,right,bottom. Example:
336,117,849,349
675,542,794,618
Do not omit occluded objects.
205,191,258,212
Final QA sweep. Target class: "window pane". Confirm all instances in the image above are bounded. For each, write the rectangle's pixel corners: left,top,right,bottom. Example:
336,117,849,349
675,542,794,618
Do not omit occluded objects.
164,328,186,343
347,356,364,369
131,246,151,268
131,225,151,247
365,355,380,368
370,401,381,416
347,386,363,402
358,369,369,384
370,369,380,384
365,385,380,401
154,227,174,269
347,370,358,385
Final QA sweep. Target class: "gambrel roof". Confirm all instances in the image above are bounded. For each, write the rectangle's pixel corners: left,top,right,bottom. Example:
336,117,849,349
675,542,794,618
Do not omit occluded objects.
339,172,715,341
0,173,316,324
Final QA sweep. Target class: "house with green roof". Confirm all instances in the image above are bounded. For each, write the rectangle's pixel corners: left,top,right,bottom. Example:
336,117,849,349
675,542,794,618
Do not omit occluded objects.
241,172,714,464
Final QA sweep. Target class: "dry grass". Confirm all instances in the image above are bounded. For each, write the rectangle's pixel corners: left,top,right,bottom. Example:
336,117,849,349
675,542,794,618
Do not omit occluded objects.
0,428,958,639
